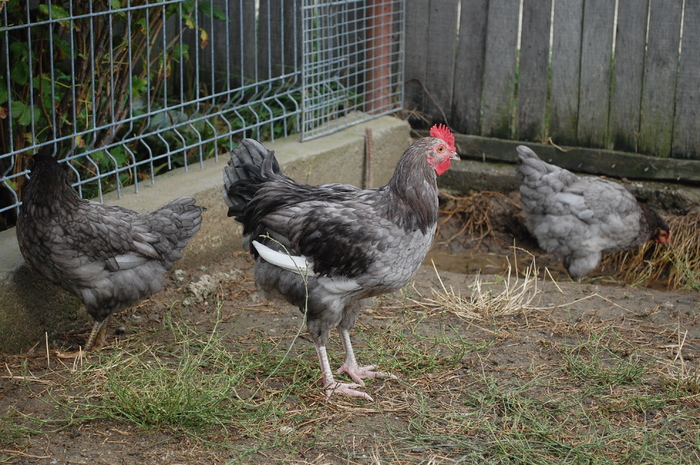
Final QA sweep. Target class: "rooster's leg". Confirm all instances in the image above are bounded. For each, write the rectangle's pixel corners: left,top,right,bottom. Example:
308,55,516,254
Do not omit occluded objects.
337,328,397,385
315,344,373,401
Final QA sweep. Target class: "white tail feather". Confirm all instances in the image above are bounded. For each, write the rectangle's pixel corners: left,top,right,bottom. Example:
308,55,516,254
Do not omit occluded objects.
252,240,315,276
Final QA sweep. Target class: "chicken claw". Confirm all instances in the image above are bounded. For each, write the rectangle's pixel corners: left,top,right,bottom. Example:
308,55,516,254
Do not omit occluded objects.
337,363,397,386
325,381,374,401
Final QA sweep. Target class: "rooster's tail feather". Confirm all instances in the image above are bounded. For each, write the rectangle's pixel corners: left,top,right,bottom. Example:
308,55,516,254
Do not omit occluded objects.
222,139,283,217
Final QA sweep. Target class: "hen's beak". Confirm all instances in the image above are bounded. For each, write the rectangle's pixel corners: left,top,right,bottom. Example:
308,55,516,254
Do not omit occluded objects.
655,229,671,246
449,152,460,161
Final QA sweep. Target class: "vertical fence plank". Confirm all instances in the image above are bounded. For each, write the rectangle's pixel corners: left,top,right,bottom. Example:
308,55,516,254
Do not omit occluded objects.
481,0,520,139
672,2,700,160
424,0,459,125
404,2,431,128
228,0,257,85
549,0,582,145
515,0,552,142
577,0,614,148
609,0,648,153
203,1,235,90
638,0,682,157
451,0,488,135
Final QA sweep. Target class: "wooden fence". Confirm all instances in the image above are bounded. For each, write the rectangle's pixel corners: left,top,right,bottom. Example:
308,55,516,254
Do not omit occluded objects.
405,0,700,161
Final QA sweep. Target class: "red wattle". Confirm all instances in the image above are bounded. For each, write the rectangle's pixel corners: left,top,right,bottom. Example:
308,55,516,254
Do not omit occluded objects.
434,159,452,176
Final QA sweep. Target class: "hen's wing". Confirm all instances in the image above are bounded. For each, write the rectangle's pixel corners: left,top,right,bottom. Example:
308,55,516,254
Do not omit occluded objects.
58,197,199,273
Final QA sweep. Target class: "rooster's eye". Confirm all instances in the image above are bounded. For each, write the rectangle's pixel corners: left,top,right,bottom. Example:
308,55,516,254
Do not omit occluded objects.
437,146,445,153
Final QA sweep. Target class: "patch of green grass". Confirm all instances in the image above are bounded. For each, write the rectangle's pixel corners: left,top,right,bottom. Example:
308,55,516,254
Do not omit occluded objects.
356,320,484,377
0,415,26,450
374,365,700,464
74,307,320,440
95,324,247,429
560,328,646,387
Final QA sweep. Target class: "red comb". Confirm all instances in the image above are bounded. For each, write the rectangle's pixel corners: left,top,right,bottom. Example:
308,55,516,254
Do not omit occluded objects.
429,124,455,152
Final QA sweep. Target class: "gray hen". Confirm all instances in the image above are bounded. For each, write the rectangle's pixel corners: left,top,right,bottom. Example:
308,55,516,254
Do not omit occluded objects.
16,149,203,352
516,145,670,281
222,125,458,400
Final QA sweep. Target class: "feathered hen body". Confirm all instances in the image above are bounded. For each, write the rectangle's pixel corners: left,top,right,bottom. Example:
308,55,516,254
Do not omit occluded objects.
516,145,670,281
16,151,203,351
223,127,458,400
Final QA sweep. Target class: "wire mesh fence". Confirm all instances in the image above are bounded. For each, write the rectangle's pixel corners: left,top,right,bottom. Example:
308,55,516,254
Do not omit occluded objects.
0,0,404,231
301,0,404,139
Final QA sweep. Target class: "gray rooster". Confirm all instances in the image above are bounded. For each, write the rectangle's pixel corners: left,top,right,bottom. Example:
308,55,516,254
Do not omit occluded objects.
223,125,458,400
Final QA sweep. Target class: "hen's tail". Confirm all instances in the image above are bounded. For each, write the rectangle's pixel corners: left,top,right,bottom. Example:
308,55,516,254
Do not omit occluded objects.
515,145,577,189
222,139,284,219
160,197,204,251
515,145,551,179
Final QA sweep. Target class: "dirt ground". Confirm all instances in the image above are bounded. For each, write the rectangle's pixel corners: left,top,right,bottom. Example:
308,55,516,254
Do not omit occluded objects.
1,205,699,464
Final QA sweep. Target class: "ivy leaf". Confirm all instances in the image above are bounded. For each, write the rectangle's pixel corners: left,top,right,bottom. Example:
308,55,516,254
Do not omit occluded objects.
200,2,228,22
9,42,29,86
38,4,71,28
10,101,32,126
112,146,129,166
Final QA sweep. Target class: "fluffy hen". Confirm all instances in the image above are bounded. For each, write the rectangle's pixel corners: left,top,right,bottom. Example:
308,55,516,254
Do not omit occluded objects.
516,145,670,281
16,149,203,352
223,126,458,400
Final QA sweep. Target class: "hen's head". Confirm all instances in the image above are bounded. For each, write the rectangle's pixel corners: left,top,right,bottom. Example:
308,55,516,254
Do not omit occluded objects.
644,206,671,245
426,124,458,176
652,225,671,245
655,229,671,245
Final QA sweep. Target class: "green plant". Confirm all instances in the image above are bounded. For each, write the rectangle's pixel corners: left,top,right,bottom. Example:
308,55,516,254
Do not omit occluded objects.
561,329,646,387
0,0,227,197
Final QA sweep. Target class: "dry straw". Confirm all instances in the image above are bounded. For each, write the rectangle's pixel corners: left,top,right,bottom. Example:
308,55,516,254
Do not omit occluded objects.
601,209,700,290
413,248,545,321
438,190,521,245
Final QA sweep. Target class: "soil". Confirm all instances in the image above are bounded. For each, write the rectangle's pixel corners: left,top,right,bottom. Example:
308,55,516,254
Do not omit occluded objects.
1,205,699,464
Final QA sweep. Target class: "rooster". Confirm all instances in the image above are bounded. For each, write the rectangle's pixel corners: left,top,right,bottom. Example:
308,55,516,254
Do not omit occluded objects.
516,145,670,281
16,149,203,352
223,125,458,400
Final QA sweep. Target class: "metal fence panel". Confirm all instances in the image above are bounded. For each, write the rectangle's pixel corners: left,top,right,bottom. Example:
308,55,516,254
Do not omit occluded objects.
301,0,404,140
0,0,404,230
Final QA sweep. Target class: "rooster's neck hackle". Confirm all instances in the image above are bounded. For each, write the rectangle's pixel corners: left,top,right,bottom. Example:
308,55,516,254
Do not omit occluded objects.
385,139,439,234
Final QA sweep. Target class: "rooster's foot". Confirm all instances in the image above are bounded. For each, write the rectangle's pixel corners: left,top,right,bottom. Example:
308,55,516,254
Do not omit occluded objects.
337,363,397,386
324,381,373,401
